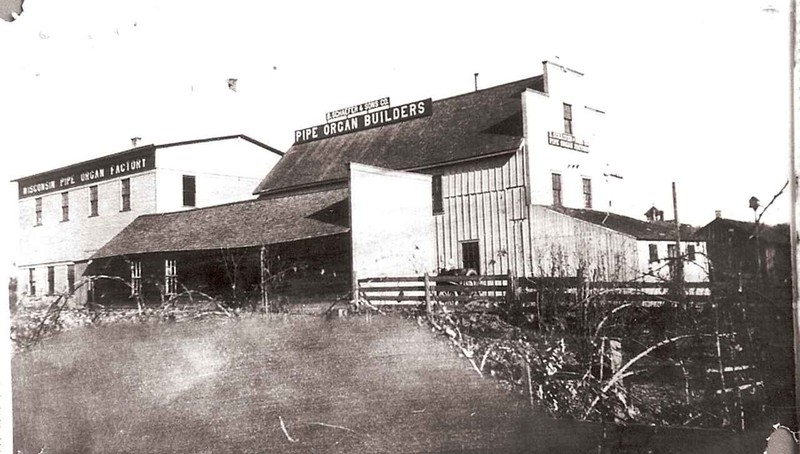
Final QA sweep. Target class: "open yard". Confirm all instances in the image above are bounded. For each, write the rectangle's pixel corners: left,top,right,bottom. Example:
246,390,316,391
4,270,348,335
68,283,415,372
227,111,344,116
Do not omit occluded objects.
12,314,767,453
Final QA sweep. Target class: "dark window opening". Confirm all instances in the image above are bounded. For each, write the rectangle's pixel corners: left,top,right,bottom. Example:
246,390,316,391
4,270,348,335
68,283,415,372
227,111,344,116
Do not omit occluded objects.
67,264,75,294
35,197,42,226
89,185,99,217
131,260,142,296
461,241,480,273
687,244,696,261
432,174,444,215
183,175,196,207
648,244,659,262
29,268,36,296
61,192,69,221
47,266,55,295
165,259,178,296
551,173,562,207
121,178,131,212
582,178,592,209
563,103,573,136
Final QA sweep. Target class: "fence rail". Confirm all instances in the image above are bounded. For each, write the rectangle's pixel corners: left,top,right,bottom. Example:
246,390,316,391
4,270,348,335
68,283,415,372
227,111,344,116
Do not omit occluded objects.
357,273,717,308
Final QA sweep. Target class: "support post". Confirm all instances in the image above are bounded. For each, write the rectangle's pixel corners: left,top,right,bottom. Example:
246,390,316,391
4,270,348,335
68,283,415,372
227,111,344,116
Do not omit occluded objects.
424,272,432,316
506,269,517,306
260,245,269,314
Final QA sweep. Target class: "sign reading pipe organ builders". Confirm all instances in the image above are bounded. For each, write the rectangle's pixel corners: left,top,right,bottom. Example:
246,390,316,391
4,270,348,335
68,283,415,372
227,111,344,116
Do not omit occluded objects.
17,146,156,199
295,98,432,145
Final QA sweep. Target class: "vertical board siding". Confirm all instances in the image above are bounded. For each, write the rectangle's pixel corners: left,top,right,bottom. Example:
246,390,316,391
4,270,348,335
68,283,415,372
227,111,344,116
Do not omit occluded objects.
432,149,636,281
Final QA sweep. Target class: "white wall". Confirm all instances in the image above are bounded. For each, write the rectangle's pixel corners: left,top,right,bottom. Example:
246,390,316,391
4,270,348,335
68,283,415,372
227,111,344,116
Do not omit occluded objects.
16,171,157,266
637,240,710,283
155,137,281,212
523,61,618,212
350,163,436,281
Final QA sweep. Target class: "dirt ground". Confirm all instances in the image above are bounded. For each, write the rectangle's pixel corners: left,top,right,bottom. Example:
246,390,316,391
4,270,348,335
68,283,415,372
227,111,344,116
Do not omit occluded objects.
12,314,769,453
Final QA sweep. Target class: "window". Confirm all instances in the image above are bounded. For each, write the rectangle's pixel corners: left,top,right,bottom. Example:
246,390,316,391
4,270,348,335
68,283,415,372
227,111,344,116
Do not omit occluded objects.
551,173,562,207
29,268,36,296
47,266,55,295
121,178,131,212
648,244,659,262
89,185,99,217
35,197,42,226
667,244,679,279
461,241,480,273
165,259,178,296
563,103,573,136
130,260,142,297
61,192,69,221
67,264,75,294
687,244,696,261
582,178,592,209
432,174,444,215
183,175,196,207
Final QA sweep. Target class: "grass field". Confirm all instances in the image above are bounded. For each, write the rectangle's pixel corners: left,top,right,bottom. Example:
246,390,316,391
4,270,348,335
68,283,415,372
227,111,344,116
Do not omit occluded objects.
12,314,767,453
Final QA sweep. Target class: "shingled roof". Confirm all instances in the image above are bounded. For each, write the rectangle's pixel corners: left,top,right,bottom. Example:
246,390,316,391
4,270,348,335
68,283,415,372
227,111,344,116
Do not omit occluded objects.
254,76,544,196
91,188,350,259
554,207,698,241
693,217,790,245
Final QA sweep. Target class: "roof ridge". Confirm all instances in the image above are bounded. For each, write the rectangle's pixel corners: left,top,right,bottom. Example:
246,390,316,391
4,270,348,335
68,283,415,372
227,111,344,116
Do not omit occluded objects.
431,74,544,105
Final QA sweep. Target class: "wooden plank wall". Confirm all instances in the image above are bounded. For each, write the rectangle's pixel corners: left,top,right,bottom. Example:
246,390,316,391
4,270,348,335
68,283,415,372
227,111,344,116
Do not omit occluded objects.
433,149,638,281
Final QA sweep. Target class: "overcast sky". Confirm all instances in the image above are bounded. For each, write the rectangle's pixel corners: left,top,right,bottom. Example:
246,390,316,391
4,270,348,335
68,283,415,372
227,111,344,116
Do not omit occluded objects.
0,0,793,266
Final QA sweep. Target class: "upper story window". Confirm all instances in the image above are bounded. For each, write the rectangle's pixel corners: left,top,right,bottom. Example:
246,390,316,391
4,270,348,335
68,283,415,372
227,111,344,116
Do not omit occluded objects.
649,244,659,262
183,175,196,207
551,173,562,207
61,192,69,221
35,197,42,226
563,103,573,136
582,178,592,209
432,174,444,215
89,185,99,217
121,178,131,212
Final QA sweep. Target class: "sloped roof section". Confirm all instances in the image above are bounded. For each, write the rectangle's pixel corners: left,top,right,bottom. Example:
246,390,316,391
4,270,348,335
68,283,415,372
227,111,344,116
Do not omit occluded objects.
92,188,350,259
693,217,790,245
555,207,697,241
254,76,544,195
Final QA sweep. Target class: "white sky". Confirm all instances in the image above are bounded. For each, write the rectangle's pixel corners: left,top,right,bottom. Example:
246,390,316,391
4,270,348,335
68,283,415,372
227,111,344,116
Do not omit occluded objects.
0,0,794,268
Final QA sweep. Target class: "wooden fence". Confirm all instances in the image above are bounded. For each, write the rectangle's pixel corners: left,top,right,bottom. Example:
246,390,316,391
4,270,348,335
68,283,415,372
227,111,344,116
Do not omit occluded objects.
357,273,714,309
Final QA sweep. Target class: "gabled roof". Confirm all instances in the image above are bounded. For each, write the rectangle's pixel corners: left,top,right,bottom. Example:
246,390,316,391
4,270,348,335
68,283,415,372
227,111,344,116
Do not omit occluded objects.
11,134,282,183
554,207,698,241
693,217,790,245
91,188,349,259
254,76,544,196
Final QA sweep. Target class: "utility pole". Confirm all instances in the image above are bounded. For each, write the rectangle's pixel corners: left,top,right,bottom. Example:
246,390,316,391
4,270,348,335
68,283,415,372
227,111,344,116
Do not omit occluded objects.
672,182,684,289
788,0,800,424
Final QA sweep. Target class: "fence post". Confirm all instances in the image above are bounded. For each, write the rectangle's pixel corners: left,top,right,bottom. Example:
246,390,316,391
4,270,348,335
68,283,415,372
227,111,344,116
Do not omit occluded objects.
506,269,517,306
424,272,432,316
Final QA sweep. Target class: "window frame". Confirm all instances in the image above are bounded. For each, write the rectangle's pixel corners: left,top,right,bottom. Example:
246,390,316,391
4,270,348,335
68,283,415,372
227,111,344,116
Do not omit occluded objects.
563,103,573,136
89,185,99,217
130,260,142,297
551,173,562,207
182,175,196,207
648,244,659,263
121,178,131,212
165,259,178,296
29,268,36,296
582,177,592,209
47,266,55,296
61,192,69,222
35,197,43,226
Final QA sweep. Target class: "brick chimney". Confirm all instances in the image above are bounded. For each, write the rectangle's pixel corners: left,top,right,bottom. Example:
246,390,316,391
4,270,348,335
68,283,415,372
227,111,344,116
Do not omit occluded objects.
715,210,722,219
131,137,141,147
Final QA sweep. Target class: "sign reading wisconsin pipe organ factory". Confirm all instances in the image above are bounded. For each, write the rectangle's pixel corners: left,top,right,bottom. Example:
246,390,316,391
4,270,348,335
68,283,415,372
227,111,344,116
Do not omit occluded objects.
326,97,390,122
17,146,156,199
295,98,432,145
547,131,590,153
